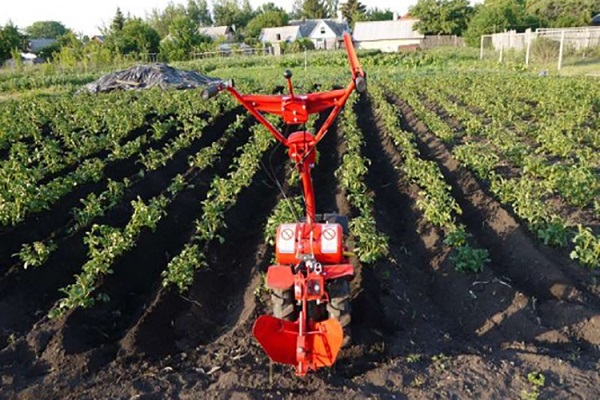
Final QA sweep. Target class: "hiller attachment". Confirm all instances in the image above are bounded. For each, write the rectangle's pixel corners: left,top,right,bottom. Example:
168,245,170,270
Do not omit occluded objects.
202,32,365,376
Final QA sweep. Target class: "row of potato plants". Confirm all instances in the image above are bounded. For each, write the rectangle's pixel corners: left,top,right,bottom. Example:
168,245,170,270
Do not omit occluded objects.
417,82,599,209
161,117,276,292
370,84,489,273
335,93,389,264
393,80,599,269
15,110,246,270
0,92,233,226
48,114,247,317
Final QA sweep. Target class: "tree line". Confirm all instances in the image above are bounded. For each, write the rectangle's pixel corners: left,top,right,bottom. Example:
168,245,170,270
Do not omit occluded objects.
0,0,392,64
1,0,598,64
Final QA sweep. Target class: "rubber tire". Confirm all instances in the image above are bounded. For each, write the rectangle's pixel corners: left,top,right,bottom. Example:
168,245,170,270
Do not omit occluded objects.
326,278,352,347
271,289,297,321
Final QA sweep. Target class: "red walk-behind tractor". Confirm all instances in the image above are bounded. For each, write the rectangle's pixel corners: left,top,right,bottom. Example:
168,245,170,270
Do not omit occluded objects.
202,32,366,376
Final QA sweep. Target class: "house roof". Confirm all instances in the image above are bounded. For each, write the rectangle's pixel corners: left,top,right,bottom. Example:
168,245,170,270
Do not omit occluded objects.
289,19,348,37
353,20,424,41
592,14,600,25
29,38,57,52
260,26,300,43
199,26,232,39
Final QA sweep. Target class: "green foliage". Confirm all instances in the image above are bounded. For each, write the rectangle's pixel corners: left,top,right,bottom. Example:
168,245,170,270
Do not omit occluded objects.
16,240,57,269
187,0,214,27
464,0,538,46
0,22,27,61
286,38,316,53
302,0,327,19
213,0,254,28
365,8,394,21
527,0,598,28
245,9,289,39
264,197,303,245
160,15,212,61
409,0,474,36
340,0,367,28
106,18,161,56
521,371,545,400
26,21,68,39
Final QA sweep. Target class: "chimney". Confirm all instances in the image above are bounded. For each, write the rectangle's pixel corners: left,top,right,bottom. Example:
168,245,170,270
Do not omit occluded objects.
393,11,398,20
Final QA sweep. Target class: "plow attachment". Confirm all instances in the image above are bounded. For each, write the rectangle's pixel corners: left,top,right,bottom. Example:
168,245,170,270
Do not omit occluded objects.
253,315,343,376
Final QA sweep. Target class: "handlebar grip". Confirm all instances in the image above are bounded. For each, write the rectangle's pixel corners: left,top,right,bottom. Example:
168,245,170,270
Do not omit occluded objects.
355,76,367,93
201,83,221,100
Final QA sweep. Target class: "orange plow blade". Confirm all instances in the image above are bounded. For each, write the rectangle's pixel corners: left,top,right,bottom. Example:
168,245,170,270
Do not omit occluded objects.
253,315,344,375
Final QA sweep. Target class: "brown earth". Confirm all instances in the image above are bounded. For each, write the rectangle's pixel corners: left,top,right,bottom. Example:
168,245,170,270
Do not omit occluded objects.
1,94,599,399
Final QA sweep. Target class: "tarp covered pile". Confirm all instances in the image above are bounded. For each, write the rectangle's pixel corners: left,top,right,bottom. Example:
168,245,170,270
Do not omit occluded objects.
78,63,220,94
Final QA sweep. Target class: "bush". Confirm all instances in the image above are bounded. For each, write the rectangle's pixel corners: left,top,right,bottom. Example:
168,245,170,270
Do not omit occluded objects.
530,37,560,64
286,38,315,53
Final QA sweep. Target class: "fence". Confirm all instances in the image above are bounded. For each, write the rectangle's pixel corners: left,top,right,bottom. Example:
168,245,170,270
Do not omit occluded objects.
421,35,465,49
480,26,600,71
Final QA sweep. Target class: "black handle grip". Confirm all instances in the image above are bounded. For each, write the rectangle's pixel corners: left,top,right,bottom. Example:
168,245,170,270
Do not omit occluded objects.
355,76,367,94
201,84,221,100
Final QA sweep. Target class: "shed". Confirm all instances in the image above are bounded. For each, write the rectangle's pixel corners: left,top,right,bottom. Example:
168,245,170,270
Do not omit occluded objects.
353,19,424,52
199,26,235,42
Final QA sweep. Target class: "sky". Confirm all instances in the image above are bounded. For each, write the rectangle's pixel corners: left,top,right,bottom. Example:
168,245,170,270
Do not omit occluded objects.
2,0,417,36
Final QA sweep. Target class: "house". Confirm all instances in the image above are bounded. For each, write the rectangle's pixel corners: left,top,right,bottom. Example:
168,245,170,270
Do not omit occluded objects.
28,38,57,53
199,26,235,42
91,35,105,45
259,26,301,45
353,18,424,52
293,19,349,50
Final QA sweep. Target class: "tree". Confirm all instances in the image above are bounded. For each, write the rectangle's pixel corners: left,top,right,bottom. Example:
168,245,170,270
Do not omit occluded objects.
111,8,126,32
160,15,211,61
302,0,327,19
464,0,537,46
409,0,473,36
324,0,339,18
187,0,213,26
0,22,27,61
26,21,68,39
365,8,394,21
245,9,289,39
147,3,187,38
340,0,367,28
526,0,598,28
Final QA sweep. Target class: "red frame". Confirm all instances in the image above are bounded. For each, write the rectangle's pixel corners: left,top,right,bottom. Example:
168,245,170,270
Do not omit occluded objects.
222,32,364,223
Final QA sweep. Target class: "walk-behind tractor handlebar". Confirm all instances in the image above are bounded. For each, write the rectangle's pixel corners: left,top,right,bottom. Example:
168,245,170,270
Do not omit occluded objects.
202,32,365,376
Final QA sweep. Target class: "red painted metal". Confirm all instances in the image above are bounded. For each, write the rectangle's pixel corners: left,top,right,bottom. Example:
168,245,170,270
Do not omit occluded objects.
211,32,364,376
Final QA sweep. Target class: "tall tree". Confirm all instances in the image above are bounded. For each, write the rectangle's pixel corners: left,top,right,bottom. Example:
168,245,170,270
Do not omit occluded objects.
409,0,474,35
147,3,187,38
340,0,367,28
26,21,68,39
244,8,289,38
187,0,213,26
366,8,394,21
111,8,126,32
324,0,339,18
464,0,538,46
160,14,211,60
526,0,598,28
0,22,27,61
302,0,327,19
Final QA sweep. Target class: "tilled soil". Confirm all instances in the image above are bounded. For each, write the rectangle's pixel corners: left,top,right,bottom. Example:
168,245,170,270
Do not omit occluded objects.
1,95,599,400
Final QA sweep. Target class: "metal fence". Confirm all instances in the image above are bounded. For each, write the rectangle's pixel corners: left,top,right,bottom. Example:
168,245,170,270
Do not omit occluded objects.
480,26,600,71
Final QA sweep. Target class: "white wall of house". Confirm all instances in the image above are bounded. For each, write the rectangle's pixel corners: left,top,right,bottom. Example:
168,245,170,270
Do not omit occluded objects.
307,21,338,50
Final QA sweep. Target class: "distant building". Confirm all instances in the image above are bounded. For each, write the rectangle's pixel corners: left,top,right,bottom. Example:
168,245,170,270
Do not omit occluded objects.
199,26,235,42
91,35,106,45
259,25,301,44
260,19,349,50
353,18,424,52
28,38,57,53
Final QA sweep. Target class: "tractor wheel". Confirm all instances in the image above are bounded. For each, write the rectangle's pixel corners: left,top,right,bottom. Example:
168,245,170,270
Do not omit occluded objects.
271,288,297,321
326,278,352,347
